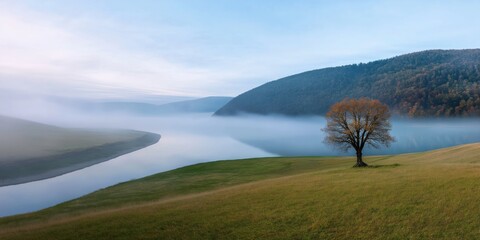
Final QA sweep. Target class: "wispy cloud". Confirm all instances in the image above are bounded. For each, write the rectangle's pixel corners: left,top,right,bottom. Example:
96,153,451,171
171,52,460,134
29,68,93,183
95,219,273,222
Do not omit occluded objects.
0,2,256,98
1,1,480,99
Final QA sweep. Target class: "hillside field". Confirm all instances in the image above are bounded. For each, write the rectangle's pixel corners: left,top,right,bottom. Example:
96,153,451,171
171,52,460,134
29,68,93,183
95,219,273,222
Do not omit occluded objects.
0,115,160,186
1,143,480,239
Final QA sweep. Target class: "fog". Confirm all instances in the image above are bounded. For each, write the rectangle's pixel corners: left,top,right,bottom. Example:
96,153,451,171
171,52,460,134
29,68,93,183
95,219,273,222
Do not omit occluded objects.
228,116,480,156
0,100,479,216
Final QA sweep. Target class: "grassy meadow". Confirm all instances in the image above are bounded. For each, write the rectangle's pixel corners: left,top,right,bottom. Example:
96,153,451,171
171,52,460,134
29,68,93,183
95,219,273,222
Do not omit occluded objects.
0,115,145,161
0,115,160,186
1,143,480,239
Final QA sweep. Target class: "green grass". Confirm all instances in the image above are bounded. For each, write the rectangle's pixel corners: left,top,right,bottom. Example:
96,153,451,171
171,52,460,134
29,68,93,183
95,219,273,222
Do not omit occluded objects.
1,143,480,239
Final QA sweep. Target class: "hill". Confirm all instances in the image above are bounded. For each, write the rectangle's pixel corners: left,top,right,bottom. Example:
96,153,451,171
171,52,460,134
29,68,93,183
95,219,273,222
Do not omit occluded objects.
1,143,480,239
215,49,480,117
157,96,233,113
0,115,160,186
73,96,232,115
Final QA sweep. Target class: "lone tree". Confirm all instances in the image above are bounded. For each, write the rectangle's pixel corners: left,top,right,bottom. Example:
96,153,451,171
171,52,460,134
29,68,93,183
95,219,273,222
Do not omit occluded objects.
323,98,394,167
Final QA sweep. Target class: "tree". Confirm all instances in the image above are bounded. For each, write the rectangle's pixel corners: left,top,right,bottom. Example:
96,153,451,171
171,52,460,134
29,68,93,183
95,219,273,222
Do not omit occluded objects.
323,98,394,167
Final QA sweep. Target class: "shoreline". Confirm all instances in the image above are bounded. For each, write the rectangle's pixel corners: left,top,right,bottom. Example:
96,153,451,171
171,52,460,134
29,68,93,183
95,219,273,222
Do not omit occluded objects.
0,132,161,187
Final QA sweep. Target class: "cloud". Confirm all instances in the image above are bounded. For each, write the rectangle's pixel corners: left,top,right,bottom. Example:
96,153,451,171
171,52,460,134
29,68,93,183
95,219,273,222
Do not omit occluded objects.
0,2,258,98
1,1,480,99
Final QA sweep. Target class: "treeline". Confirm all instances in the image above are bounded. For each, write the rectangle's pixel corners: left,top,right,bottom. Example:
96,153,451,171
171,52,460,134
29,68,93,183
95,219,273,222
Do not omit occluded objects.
215,49,480,117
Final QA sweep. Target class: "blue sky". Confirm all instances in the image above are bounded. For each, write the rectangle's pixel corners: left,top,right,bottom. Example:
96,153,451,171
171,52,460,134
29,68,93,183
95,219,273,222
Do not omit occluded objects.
1,0,480,99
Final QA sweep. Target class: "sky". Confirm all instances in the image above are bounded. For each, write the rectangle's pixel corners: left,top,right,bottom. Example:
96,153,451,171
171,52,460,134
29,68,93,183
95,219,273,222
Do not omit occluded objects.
1,0,480,100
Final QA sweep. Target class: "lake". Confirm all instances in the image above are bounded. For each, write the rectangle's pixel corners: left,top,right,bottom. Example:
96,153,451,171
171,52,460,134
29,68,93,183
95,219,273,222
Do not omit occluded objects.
0,114,479,216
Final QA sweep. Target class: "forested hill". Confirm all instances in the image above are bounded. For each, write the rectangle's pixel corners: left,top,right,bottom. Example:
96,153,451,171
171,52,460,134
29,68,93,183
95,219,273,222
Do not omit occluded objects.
215,49,480,117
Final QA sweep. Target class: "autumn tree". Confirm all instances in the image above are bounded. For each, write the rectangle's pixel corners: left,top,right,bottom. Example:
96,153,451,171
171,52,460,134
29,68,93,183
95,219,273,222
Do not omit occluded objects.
323,98,394,167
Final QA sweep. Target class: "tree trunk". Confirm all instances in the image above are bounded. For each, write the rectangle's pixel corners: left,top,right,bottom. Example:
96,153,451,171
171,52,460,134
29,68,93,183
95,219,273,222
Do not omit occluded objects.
354,151,368,167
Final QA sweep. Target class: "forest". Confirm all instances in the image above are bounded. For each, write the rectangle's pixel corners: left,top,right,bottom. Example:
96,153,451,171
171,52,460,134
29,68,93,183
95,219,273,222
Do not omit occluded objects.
215,49,480,117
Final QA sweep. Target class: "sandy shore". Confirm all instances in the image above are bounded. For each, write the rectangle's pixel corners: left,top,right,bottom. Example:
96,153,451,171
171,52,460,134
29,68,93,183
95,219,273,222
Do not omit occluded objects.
0,132,161,187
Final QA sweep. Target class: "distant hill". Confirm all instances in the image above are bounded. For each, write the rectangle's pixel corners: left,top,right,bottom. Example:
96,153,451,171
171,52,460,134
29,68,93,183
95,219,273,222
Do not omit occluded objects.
148,96,233,113
215,49,480,117
74,96,232,115
0,115,160,186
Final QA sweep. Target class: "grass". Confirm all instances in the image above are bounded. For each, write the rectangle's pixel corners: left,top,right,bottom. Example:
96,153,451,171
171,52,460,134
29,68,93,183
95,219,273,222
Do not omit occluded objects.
0,115,147,161
1,143,480,239
0,115,160,186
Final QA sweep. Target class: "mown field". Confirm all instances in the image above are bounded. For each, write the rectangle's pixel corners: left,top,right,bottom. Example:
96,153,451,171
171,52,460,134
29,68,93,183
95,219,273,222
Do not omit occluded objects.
1,143,480,239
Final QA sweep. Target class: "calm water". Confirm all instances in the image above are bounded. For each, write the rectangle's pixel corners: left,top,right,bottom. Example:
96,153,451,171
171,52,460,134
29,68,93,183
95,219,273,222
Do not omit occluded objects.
0,114,479,217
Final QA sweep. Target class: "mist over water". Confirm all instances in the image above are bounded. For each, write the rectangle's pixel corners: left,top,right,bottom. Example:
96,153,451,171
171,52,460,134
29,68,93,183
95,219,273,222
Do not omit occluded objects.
227,116,480,156
0,107,479,216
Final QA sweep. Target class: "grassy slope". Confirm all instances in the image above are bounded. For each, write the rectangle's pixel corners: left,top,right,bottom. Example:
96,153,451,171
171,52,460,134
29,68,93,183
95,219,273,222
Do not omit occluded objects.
1,143,480,239
0,115,147,161
0,115,160,186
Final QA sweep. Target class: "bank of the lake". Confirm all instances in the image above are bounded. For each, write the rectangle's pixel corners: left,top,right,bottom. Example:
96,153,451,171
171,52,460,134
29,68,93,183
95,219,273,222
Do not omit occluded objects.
1,142,479,239
0,132,160,187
